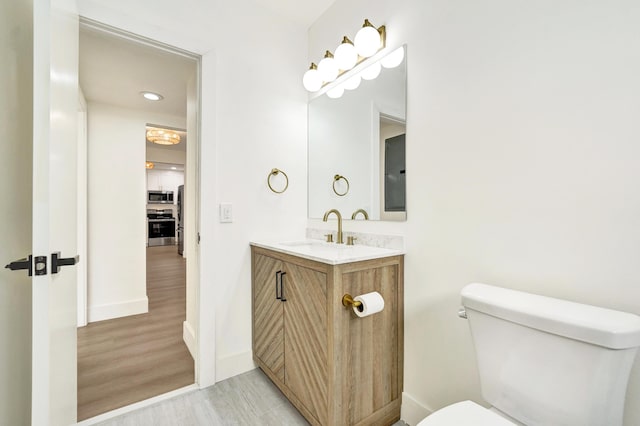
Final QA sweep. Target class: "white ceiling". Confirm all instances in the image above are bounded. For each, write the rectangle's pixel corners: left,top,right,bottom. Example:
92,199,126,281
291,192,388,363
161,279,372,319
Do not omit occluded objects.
253,0,337,27
79,1,338,117
79,2,337,155
79,25,197,118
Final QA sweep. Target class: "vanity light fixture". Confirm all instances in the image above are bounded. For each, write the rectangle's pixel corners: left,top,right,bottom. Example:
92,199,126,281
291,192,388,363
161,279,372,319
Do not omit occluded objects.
334,37,358,70
327,86,345,99
360,61,382,81
381,46,405,69
317,50,339,83
342,74,361,91
320,45,405,100
146,128,181,145
302,63,323,92
303,18,386,93
354,19,385,58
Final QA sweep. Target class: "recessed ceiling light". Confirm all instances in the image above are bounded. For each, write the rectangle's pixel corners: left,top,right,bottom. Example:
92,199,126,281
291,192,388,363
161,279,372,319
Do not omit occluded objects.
141,91,163,101
171,167,177,170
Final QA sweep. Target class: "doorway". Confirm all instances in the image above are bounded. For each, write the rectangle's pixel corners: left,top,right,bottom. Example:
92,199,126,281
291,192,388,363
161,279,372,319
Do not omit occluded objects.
76,20,200,420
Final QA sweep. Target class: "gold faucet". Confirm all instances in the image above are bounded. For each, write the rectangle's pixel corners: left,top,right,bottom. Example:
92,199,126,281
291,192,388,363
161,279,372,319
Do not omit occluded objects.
351,209,369,220
323,209,343,244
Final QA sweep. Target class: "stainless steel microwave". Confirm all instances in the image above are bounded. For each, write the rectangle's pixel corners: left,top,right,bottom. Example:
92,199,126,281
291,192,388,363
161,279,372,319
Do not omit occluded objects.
147,190,174,204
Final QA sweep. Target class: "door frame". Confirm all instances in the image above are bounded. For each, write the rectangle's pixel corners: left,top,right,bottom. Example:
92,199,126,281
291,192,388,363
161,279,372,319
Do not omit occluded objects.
77,89,88,327
77,16,203,386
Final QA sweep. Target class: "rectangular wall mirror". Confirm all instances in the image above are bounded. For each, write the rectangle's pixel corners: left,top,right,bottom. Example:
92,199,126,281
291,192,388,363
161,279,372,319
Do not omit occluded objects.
308,45,407,221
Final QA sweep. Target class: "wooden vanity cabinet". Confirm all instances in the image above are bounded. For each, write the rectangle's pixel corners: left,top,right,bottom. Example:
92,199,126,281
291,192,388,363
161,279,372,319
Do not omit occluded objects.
251,245,404,426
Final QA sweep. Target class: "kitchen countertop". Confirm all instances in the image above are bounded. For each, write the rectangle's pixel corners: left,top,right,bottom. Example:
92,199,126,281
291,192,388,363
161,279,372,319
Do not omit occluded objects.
250,239,404,265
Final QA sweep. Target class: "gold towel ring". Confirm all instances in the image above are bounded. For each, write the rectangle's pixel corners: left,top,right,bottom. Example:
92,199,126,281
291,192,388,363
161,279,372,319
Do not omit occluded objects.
268,168,289,194
333,174,349,196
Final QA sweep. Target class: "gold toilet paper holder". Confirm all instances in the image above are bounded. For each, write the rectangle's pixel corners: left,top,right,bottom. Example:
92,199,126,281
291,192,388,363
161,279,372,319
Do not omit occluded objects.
342,293,363,311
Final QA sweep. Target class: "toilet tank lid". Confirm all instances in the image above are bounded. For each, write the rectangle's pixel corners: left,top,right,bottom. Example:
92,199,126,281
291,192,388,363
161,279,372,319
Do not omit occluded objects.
461,283,640,349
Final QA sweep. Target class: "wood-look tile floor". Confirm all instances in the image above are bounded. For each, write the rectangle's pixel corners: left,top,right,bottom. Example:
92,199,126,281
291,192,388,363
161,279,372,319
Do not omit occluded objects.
78,245,194,421
95,368,409,426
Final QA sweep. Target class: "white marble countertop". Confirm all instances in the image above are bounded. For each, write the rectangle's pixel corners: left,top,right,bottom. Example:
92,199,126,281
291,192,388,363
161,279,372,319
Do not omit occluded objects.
250,239,404,265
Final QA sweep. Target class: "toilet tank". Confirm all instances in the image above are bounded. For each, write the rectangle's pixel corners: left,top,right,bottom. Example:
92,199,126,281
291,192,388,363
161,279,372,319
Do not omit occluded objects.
461,283,640,426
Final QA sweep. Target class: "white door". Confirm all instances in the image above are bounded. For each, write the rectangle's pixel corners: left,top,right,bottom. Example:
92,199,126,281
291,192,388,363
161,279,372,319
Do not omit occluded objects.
0,0,34,423
1,0,79,424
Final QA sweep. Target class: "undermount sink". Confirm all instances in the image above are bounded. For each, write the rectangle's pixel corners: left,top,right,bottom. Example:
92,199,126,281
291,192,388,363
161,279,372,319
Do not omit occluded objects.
251,239,403,265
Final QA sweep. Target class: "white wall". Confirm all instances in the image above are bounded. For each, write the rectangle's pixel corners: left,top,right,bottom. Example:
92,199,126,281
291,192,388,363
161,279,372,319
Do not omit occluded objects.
146,145,186,165
79,0,309,386
206,2,308,382
309,1,640,425
86,102,186,322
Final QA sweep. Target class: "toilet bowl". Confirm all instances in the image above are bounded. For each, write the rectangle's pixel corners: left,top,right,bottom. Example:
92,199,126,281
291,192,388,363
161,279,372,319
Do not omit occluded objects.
417,401,516,426
416,283,640,426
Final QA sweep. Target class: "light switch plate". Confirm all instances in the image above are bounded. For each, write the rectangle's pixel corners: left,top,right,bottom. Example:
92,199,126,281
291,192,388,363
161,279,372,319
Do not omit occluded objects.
219,203,233,223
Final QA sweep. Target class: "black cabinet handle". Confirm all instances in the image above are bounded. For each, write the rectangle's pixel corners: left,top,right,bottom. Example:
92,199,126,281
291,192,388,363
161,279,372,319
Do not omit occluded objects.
275,271,282,300
280,271,287,302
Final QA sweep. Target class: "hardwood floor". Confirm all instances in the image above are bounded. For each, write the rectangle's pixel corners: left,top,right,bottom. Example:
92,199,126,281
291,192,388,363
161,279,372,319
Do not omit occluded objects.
78,245,194,421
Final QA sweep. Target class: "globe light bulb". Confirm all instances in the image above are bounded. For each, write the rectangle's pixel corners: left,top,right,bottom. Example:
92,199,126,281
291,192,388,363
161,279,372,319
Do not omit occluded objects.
302,64,322,92
360,61,382,80
327,85,345,99
343,74,361,91
354,21,381,58
317,51,339,83
381,46,405,69
334,37,358,71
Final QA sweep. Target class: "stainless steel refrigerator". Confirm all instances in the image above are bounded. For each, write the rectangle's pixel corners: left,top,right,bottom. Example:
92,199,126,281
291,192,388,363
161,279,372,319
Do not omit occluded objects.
177,184,184,255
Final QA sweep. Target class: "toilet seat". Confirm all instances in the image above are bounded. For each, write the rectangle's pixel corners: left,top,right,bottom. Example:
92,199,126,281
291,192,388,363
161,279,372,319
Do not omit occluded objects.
417,400,516,426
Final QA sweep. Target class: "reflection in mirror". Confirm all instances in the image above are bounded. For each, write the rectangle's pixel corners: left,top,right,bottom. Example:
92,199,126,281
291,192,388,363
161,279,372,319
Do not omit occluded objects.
380,115,406,220
308,45,407,221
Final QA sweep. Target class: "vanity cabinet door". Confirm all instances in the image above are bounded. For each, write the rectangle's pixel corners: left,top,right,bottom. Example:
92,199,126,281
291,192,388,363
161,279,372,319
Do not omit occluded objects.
252,253,285,382
283,262,328,425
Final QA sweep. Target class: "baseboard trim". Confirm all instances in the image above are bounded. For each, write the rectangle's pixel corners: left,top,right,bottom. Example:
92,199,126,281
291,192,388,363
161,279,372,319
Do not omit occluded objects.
215,350,255,383
87,297,148,323
183,320,196,359
76,384,198,425
401,392,433,426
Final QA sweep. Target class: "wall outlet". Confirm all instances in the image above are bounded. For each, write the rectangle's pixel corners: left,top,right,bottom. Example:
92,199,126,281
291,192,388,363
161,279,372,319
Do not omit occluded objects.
219,203,233,223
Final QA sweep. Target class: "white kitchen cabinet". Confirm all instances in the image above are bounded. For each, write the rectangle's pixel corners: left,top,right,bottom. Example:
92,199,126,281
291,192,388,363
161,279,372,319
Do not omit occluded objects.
147,171,162,191
146,169,184,194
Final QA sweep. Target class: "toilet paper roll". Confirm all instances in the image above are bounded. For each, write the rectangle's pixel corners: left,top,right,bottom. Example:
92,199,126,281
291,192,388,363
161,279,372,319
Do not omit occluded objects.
353,291,385,318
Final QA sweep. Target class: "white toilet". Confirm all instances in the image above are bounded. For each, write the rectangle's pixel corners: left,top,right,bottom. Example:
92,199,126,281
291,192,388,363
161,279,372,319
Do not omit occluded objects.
418,283,640,426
